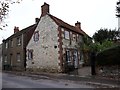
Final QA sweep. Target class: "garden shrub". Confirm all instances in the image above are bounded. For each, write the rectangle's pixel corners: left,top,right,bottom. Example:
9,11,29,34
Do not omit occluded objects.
96,45,120,65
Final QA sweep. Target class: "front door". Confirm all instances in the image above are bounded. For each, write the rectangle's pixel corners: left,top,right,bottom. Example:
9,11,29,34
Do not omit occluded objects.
73,50,78,69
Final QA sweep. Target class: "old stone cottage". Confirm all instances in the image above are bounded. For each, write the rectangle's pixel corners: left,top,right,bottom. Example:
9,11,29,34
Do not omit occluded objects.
2,24,37,71
26,3,90,73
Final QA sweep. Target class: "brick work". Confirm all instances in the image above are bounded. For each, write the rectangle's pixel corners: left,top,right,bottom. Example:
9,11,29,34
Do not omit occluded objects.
41,2,49,16
57,27,64,72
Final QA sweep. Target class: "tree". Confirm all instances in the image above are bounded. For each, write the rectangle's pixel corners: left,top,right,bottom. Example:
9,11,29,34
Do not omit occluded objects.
116,0,120,17
92,28,120,44
0,0,22,30
80,35,92,65
93,28,109,44
89,28,120,54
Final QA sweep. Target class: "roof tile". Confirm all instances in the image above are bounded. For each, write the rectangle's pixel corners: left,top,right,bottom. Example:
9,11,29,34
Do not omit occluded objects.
49,14,87,35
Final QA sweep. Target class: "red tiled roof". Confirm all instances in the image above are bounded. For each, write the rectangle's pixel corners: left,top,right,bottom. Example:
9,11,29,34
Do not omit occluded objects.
48,14,87,35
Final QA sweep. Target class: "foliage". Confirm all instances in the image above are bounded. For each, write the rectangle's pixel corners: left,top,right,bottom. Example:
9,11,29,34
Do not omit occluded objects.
0,0,22,30
116,1,120,17
92,28,120,53
89,40,117,54
82,28,119,54
90,28,120,66
92,28,120,44
80,35,92,65
82,38,119,66
93,28,108,44
99,40,115,51
81,35,92,51
96,45,120,65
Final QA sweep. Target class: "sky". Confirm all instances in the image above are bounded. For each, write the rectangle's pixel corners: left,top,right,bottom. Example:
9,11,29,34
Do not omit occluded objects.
0,0,118,44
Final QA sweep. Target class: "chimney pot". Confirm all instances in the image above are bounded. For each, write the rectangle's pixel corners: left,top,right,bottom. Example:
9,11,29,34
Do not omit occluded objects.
14,26,19,33
35,18,40,24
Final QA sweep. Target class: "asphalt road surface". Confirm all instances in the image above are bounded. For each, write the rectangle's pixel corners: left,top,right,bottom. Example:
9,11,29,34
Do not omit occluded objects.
2,72,94,89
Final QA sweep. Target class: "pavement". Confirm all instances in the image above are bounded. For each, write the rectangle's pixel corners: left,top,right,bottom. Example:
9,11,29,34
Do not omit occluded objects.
2,70,120,88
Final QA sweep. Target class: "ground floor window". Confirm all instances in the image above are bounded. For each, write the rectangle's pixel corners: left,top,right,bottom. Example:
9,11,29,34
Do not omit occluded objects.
4,55,7,63
17,53,21,62
66,50,71,65
65,49,79,68
27,49,33,60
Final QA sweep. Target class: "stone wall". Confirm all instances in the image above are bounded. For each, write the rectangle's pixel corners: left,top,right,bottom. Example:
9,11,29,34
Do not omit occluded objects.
97,65,120,80
26,15,60,72
61,28,84,68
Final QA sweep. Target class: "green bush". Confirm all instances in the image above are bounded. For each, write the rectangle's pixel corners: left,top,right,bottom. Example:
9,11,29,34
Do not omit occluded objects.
96,45,120,65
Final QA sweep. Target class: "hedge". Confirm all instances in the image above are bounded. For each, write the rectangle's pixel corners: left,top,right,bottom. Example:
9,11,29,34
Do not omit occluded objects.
96,45,120,65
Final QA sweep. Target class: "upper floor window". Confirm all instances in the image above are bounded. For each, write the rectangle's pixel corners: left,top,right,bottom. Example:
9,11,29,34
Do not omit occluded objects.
17,37,21,46
72,33,77,41
17,53,21,62
64,30,70,40
33,31,39,42
10,39,13,47
5,42,8,49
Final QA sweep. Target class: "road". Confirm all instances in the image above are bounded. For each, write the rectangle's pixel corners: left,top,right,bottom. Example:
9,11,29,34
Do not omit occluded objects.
2,72,94,88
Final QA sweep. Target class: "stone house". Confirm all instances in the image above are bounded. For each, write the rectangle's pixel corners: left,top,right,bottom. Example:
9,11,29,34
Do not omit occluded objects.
0,44,2,70
2,24,37,71
26,3,90,73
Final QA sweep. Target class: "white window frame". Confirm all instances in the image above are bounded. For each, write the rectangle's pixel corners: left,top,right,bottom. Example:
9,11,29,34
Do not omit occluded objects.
10,40,13,47
66,50,71,63
17,37,21,46
33,31,39,42
5,42,8,49
64,30,70,40
66,50,73,66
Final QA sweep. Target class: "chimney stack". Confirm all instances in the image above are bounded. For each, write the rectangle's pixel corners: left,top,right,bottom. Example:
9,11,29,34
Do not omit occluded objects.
75,21,81,30
14,26,19,33
41,2,50,16
35,18,40,24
